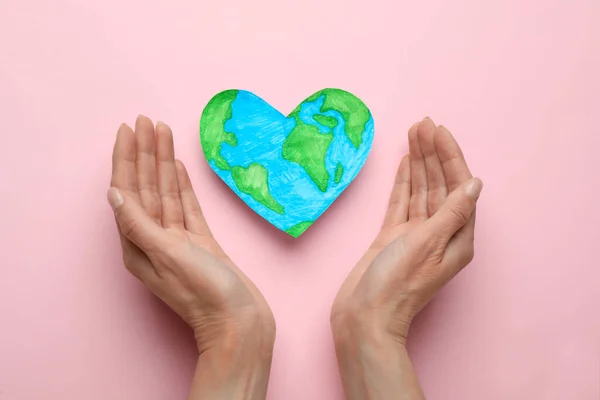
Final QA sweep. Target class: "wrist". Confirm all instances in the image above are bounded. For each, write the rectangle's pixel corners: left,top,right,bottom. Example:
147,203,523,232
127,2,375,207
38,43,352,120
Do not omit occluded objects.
189,309,275,400
194,303,276,354
331,301,411,348
331,306,424,400
332,310,401,360
199,331,273,377
190,346,273,400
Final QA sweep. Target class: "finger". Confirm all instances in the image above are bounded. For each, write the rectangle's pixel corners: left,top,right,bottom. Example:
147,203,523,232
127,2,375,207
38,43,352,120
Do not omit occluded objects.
383,154,411,227
156,121,184,229
426,178,483,241
115,225,158,283
408,121,428,220
111,123,140,200
444,208,477,267
110,123,157,283
108,187,164,252
419,119,447,216
135,115,161,224
434,125,472,191
175,160,212,235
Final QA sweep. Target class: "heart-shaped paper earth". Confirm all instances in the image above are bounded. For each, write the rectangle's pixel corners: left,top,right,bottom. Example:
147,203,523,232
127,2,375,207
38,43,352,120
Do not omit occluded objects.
200,88,374,237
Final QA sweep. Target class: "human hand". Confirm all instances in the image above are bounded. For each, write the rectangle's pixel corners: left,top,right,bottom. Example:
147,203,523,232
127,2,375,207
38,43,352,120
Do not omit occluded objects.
331,118,482,399
108,116,275,399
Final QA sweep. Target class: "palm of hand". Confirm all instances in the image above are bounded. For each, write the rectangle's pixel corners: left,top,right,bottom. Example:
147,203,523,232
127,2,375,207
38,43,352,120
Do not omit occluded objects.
109,116,273,350
332,118,481,343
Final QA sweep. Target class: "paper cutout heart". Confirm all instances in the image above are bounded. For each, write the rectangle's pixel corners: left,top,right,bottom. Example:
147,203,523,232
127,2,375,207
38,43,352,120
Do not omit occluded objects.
200,88,374,237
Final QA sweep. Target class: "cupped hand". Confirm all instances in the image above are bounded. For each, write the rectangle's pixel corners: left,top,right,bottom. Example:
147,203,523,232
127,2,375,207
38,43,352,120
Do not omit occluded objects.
331,117,482,344
108,116,275,353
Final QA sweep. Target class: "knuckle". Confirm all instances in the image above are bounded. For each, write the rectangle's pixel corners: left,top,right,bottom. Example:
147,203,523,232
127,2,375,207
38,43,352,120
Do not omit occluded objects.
122,249,137,269
460,246,475,266
449,204,470,224
190,208,205,221
388,196,401,208
121,253,141,278
466,247,475,262
123,260,138,275
119,215,140,239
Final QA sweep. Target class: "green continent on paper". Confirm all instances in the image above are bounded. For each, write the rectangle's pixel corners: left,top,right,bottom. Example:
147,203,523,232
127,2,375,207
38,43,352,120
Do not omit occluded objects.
200,90,239,170
285,221,313,238
294,89,370,149
282,88,370,193
334,163,344,184
313,114,338,129
319,89,370,149
231,163,284,215
282,115,333,192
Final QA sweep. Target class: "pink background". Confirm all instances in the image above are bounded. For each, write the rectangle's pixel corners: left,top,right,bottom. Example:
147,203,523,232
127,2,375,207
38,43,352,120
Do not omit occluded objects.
1,0,599,398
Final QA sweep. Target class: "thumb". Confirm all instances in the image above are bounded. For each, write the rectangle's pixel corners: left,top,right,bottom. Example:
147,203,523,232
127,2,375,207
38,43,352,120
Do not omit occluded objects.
426,178,483,240
107,187,163,251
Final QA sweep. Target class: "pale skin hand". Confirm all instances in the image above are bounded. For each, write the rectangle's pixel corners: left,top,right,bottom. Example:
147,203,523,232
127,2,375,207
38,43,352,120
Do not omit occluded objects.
108,115,275,400
331,118,483,400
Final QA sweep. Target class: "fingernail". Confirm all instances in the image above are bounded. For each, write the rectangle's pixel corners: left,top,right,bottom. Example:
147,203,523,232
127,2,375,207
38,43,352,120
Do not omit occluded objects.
465,178,483,200
156,121,170,132
117,123,128,135
107,187,124,210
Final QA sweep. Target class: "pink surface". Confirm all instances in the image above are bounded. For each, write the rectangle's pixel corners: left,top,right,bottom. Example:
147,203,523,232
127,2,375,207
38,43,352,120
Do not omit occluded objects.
1,0,599,398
